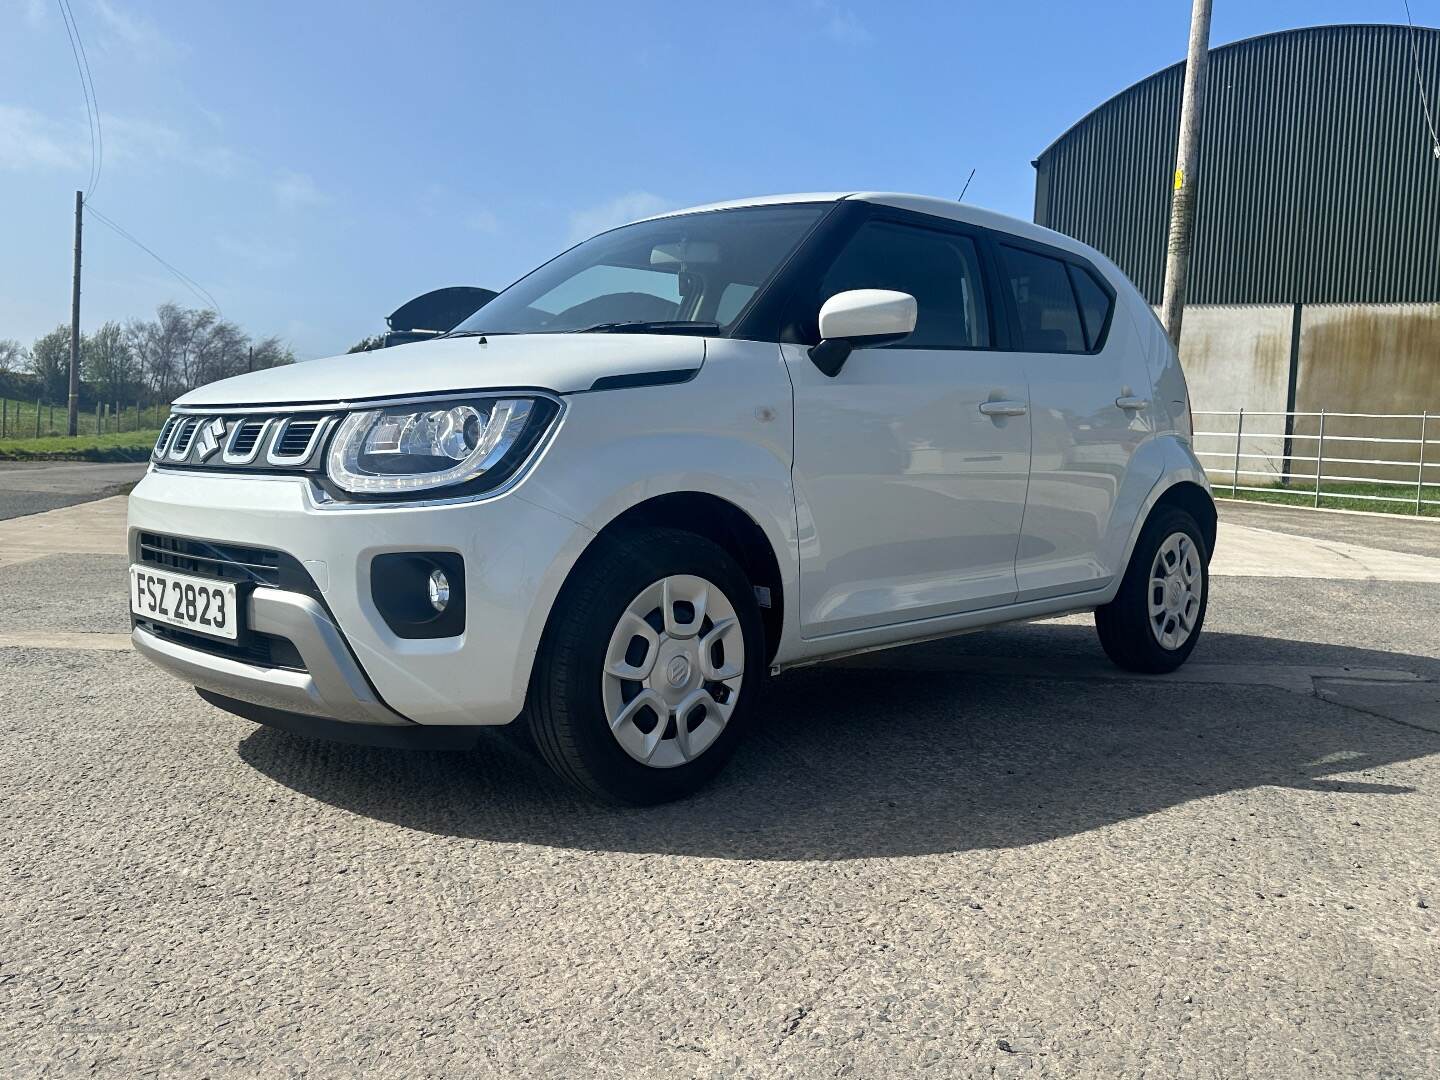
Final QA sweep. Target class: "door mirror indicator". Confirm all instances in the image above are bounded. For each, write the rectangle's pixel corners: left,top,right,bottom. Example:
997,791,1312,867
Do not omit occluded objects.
809,289,917,377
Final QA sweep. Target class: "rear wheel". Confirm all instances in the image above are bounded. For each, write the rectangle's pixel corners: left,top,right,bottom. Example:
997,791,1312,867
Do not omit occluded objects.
1095,507,1209,673
525,527,764,804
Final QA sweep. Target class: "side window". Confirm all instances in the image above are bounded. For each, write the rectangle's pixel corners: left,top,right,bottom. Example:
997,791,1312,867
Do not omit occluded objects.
1068,264,1114,350
816,221,991,349
1000,246,1086,353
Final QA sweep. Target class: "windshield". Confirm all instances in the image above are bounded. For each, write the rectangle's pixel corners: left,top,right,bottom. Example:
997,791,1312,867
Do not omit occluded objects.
451,204,827,337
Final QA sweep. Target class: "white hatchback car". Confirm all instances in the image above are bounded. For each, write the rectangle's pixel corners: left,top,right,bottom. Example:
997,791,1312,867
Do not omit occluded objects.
130,192,1214,804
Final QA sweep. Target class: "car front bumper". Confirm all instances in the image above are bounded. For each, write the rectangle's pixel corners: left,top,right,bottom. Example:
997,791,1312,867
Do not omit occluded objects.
127,467,593,731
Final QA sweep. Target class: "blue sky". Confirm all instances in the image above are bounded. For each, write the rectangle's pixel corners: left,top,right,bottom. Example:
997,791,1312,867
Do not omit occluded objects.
1,0,1428,358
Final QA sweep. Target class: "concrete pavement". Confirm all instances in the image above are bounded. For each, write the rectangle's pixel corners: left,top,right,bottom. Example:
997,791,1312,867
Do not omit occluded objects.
2,498,1438,1078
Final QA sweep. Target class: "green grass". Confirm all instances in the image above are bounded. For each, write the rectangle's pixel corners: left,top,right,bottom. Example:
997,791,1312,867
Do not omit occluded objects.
1219,480,1440,518
0,428,164,462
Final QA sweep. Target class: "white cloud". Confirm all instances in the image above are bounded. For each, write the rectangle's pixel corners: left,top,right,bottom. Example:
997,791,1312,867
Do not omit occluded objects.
811,0,871,45
465,208,500,234
273,170,327,209
567,191,671,243
91,0,183,58
0,105,86,171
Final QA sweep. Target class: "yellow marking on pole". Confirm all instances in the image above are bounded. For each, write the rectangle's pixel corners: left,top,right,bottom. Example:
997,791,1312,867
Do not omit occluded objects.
1174,168,1185,190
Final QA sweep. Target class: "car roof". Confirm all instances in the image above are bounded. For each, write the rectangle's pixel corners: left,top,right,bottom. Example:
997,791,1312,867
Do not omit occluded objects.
638,191,1098,262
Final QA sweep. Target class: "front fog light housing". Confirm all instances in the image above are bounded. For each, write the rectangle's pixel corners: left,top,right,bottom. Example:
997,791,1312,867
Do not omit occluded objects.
325,395,555,498
372,553,465,639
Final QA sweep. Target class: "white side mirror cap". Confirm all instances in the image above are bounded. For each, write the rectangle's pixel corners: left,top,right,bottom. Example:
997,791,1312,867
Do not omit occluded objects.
817,289,917,343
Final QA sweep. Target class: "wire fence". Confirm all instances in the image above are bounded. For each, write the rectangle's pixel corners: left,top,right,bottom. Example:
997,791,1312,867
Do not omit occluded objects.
0,398,171,442
1194,409,1439,515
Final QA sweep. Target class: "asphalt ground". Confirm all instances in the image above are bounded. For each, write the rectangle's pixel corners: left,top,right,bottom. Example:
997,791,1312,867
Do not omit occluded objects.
0,462,148,521
2,498,1439,1078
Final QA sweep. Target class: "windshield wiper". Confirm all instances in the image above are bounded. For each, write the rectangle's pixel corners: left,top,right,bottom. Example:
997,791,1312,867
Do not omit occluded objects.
442,329,517,338
574,320,721,336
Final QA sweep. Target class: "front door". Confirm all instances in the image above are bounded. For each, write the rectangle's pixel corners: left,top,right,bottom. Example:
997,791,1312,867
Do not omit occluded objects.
784,216,1031,638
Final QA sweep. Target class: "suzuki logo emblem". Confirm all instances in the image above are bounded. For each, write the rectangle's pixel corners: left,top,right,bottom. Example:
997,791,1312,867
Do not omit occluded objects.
192,417,227,462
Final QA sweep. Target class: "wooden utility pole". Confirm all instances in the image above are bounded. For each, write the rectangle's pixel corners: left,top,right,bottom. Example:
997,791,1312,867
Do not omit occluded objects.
1159,0,1213,349
68,190,83,436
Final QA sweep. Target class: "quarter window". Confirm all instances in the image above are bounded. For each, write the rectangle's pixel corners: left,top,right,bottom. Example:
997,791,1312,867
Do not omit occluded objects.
1000,246,1089,353
816,221,991,350
1068,264,1113,350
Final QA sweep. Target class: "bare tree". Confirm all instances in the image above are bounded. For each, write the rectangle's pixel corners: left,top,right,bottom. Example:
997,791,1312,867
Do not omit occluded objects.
0,339,24,374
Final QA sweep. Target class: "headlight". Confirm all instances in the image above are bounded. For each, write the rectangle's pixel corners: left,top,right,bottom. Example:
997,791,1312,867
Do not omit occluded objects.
325,396,556,497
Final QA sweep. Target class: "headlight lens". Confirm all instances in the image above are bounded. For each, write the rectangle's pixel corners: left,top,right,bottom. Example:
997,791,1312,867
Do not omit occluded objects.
325,396,551,496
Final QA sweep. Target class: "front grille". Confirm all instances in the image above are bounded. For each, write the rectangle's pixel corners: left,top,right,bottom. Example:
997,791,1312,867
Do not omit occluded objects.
275,418,321,458
153,410,337,471
169,417,200,457
154,416,180,455
229,419,266,456
138,532,283,586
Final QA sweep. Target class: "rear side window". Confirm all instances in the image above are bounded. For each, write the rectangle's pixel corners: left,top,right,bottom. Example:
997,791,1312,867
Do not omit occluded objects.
1000,246,1089,353
817,221,991,350
1068,264,1114,350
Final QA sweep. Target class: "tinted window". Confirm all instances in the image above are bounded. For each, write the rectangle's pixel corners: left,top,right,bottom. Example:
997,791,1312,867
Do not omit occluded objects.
816,221,991,349
1068,264,1113,350
1001,246,1086,353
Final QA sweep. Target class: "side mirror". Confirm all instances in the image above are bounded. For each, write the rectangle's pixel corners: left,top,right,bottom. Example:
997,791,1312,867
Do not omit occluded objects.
808,289,917,377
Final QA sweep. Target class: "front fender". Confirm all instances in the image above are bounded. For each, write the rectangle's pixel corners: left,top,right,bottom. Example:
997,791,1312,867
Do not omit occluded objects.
509,348,800,679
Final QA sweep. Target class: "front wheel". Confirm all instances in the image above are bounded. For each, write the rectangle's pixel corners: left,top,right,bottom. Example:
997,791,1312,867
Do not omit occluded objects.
525,527,764,805
1095,507,1209,673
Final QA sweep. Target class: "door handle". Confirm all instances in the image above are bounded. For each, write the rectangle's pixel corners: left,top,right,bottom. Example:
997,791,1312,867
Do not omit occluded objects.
979,400,1028,418
1115,395,1150,411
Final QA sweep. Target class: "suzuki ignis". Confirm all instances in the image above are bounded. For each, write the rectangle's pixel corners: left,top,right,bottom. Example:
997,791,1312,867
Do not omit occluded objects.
130,193,1215,804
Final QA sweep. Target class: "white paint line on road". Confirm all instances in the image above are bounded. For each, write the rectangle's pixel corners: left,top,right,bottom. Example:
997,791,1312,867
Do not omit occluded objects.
0,632,133,651
1211,523,1440,582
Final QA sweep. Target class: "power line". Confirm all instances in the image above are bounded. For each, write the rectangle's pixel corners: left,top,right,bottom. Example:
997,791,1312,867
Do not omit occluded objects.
54,0,102,197
84,203,224,316
1401,0,1440,160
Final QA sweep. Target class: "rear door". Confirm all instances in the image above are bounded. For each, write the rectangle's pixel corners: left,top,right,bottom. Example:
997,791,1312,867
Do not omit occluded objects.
783,211,1032,637
991,239,1157,600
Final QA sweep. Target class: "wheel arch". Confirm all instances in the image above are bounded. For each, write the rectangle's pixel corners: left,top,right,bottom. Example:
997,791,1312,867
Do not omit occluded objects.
545,491,788,666
1151,480,1218,559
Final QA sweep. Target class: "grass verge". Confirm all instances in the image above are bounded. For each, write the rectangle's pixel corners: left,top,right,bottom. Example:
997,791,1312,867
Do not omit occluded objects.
1219,480,1440,518
0,429,162,462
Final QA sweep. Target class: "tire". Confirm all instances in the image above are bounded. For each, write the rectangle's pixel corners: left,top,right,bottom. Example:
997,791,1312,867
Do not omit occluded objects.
525,526,765,805
1095,506,1209,674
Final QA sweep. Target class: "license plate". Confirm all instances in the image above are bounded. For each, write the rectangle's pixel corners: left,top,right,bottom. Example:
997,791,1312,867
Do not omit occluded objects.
130,565,239,640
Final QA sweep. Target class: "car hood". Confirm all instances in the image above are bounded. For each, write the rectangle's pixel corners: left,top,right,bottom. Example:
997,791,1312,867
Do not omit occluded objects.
175,333,706,407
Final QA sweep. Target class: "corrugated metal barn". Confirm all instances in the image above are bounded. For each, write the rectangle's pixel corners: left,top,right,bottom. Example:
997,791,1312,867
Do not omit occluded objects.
1032,22,1440,437
1034,23,1440,306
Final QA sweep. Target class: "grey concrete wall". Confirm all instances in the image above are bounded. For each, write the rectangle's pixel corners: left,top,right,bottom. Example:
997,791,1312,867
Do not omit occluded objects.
1168,305,1293,488
1165,302,1440,492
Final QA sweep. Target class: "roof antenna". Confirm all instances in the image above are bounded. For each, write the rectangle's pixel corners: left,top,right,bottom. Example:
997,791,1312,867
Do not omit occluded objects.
958,168,976,202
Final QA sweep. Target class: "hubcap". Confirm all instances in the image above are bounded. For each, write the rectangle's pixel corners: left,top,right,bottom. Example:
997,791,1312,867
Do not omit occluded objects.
601,574,745,769
1148,531,1203,650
